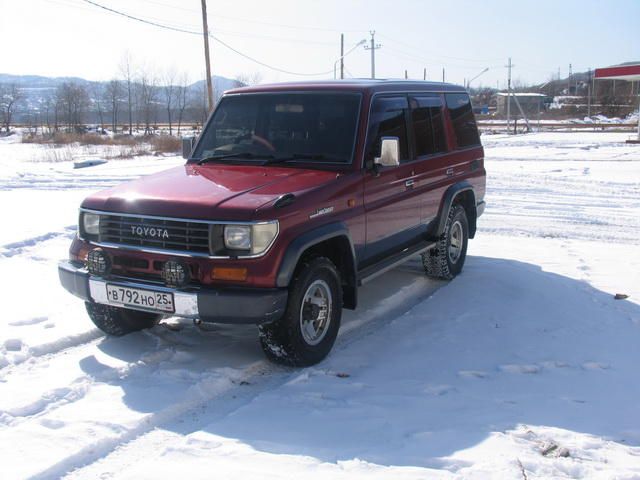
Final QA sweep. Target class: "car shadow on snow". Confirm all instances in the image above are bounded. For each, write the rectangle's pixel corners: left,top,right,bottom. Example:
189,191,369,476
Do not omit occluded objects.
84,256,640,468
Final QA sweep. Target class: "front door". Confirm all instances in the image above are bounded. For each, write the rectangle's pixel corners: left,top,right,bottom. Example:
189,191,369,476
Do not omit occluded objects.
363,95,422,265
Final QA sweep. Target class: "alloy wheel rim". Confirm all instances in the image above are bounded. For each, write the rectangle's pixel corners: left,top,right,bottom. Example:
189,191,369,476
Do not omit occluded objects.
300,279,332,346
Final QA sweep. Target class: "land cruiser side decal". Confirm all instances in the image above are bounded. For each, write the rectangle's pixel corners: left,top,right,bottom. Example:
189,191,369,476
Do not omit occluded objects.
309,206,334,219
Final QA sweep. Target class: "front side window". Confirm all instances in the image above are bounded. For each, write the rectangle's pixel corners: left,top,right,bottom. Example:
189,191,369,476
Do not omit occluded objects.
366,96,409,163
445,93,481,148
193,93,361,164
410,95,447,157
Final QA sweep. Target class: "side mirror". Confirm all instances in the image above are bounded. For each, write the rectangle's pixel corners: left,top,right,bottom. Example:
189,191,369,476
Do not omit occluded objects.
374,137,400,168
182,137,195,159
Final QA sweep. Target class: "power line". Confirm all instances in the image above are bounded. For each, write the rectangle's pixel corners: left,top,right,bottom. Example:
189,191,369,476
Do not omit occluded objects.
381,46,502,71
79,0,335,76
120,0,368,33
59,0,336,46
378,33,502,64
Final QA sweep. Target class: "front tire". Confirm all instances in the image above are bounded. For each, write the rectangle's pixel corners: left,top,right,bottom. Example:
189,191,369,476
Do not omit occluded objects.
259,257,342,367
85,302,162,336
422,204,469,280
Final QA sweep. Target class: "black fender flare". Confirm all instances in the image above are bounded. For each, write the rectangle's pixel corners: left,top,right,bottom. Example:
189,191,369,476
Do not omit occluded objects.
433,181,477,238
275,222,358,308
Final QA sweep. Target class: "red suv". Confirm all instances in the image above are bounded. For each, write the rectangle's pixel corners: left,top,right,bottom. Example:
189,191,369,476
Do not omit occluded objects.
59,80,486,366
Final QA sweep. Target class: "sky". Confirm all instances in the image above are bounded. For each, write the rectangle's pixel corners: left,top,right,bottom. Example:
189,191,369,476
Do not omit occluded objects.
1,0,638,88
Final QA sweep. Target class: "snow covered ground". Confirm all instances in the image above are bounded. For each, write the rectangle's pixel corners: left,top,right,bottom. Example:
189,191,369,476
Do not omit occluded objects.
0,132,639,479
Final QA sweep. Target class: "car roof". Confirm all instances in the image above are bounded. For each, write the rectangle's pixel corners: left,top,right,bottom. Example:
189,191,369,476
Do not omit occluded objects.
225,79,467,95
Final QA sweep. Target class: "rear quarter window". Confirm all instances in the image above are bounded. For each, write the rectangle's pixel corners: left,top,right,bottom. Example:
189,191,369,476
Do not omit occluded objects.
445,93,481,149
410,95,447,157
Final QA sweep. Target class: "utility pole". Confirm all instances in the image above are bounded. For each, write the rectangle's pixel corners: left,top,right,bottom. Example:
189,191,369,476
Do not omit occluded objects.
442,68,445,82
506,57,513,134
200,0,214,112
340,34,344,80
587,68,592,117
568,63,572,94
423,68,426,80
405,70,408,79
364,31,381,79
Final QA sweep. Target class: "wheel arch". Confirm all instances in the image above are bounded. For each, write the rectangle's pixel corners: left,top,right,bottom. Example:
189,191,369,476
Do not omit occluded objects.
432,181,478,239
276,222,358,309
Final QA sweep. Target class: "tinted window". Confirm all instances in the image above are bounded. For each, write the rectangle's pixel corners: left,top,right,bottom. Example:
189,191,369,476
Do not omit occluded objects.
366,96,409,162
445,93,480,148
410,95,446,156
194,93,361,163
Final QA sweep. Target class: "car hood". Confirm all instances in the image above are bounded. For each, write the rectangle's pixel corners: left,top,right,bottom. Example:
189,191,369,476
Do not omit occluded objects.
81,163,339,220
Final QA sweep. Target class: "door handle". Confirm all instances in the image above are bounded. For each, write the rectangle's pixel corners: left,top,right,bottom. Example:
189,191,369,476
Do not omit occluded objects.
405,179,415,188
446,168,454,177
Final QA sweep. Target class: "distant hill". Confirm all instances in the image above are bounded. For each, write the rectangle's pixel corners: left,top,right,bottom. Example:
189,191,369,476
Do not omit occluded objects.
0,73,239,116
189,76,241,98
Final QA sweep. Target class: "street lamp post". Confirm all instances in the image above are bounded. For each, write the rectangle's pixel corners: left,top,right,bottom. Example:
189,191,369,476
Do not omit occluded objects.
466,67,489,90
334,39,367,79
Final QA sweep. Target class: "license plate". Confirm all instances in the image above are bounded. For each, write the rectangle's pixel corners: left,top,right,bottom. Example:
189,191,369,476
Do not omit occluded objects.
105,284,175,313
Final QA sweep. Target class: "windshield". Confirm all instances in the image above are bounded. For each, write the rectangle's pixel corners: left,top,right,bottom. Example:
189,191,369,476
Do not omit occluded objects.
193,93,361,164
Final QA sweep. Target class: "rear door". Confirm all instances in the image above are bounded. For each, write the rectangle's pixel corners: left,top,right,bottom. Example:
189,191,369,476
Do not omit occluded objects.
363,95,422,264
407,94,450,224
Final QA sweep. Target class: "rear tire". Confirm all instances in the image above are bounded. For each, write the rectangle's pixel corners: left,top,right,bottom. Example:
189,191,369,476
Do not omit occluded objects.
85,302,162,336
259,257,342,367
422,204,469,280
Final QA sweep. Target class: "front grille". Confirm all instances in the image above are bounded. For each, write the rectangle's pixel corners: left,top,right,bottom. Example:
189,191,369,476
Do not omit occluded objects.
99,214,210,254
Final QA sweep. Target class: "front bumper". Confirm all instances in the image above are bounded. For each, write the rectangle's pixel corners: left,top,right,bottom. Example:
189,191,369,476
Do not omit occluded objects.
58,261,287,324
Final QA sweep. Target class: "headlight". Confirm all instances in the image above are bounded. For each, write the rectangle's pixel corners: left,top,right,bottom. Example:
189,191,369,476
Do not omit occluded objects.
224,225,251,250
223,221,278,255
82,212,100,236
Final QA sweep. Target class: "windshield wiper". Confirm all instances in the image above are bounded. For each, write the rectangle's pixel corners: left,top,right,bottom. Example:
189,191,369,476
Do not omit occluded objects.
261,153,336,165
197,152,275,165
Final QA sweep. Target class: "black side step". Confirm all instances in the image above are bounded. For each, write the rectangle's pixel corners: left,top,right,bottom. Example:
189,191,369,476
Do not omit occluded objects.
358,240,436,286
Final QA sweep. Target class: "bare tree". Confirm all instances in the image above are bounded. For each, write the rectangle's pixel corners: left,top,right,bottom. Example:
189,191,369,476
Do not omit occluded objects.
56,82,89,131
119,52,135,135
138,69,159,135
90,83,106,131
175,73,189,136
233,72,263,88
161,68,177,135
42,93,54,132
53,93,61,132
190,80,209,127
104,79,123,133
0,83,24,133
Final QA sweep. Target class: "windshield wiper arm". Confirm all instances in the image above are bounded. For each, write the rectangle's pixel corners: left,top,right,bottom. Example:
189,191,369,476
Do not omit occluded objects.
262,153,335,165
197,152,275,165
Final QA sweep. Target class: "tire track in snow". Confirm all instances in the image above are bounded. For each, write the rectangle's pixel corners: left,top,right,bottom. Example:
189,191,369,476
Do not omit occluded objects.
0,227,76,258
0,329,104,374
27,361,270,480
0,336,181,428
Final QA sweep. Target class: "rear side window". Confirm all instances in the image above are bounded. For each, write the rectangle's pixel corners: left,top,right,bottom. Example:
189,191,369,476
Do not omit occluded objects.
366,96,409,162
410,95,447,157
445,93,480,148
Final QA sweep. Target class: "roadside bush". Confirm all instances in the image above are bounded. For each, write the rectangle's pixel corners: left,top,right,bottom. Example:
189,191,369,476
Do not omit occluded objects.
149,135,181,154
23,131,181,161
22,132,180,153
22,132,140,146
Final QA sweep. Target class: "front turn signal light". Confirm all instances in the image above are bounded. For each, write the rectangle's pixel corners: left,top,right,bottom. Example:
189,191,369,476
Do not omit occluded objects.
212,267,248,282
